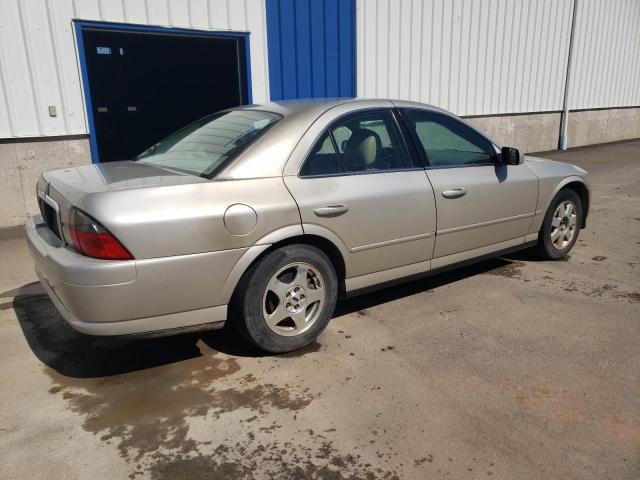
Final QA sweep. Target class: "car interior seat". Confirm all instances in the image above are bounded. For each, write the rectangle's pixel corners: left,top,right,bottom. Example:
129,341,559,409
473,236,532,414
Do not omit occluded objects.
342,129,382,171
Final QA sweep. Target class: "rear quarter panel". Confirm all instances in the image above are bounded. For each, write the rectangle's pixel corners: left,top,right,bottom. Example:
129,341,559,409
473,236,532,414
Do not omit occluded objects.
77,177,302,259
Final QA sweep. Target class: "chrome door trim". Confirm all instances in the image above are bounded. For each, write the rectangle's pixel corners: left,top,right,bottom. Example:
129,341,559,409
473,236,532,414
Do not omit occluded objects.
350,232,433,253
436,212,535,235
345,239,538,296
298,166,425,179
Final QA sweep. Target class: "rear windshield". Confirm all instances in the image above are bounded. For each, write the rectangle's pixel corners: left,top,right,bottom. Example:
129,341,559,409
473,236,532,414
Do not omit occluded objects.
135,110,281,178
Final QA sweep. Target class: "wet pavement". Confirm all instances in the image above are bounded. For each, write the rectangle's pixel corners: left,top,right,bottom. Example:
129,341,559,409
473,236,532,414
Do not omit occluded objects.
1,139,639,479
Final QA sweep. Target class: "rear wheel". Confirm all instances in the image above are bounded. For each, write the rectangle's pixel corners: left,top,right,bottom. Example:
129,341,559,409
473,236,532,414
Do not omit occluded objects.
232,244,338,353
536,189,582,259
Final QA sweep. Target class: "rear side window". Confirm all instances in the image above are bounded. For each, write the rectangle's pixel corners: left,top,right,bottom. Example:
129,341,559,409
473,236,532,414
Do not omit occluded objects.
299,132,343,177
331,110,412,173
403,109,495,167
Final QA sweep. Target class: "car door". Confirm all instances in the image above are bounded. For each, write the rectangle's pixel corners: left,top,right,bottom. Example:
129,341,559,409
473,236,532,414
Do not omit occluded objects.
399,108,538,267
283,107,437,290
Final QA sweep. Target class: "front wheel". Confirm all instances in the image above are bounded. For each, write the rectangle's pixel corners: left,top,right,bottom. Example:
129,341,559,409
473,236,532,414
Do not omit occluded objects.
232,244,338,353
536,189,582,259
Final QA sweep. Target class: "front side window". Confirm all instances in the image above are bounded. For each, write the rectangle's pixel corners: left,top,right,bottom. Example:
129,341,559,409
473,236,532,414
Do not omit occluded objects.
403,109,495,167
135,110,281,177
330,110,412,173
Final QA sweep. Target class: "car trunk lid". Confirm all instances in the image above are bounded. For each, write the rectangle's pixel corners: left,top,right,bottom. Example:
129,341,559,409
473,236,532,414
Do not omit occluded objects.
37,160,208,246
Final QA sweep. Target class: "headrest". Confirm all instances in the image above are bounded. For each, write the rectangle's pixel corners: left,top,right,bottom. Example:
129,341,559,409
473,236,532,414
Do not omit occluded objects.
343,129,382,170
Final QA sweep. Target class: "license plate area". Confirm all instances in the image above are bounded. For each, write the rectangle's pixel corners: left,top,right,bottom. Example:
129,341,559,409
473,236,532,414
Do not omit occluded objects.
38,197,62,241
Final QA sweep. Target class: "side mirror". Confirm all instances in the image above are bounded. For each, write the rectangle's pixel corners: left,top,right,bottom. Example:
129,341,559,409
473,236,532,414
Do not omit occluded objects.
501,146,521,165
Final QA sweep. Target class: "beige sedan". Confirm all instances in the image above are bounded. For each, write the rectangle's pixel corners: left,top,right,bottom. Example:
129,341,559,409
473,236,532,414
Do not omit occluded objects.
26,99,590,352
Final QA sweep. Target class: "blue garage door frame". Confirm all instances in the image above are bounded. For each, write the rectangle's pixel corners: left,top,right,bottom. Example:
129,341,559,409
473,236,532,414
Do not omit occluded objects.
266,0,356,100
73,20,252,163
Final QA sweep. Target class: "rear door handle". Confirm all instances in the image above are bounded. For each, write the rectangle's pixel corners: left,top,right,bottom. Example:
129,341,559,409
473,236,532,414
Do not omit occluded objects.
442,188,467,199
314,204,349,217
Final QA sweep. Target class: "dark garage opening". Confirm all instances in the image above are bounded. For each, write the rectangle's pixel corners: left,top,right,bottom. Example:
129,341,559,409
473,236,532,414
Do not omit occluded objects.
78,24,249,162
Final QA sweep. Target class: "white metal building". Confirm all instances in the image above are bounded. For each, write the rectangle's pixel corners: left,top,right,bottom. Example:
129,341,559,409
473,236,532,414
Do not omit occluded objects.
1,0,639,227
358,0,640,114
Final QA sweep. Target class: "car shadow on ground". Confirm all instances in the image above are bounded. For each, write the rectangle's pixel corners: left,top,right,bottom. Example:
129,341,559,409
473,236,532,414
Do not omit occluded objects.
11,256,513,379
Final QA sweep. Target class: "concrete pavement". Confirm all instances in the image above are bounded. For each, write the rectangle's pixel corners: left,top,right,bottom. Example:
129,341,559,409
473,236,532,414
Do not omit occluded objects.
0,139,639,479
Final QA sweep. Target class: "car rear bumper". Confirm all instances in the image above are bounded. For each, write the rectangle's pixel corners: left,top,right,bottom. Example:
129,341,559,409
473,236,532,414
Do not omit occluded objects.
25,215,230,336
35,269,227,336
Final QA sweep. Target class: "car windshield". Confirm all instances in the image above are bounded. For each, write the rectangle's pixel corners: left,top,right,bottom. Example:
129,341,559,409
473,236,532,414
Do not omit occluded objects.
135,110,281,177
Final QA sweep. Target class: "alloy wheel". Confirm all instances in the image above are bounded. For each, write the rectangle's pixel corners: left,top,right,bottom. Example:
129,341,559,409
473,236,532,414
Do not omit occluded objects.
262,262,325,336
550,200,577,250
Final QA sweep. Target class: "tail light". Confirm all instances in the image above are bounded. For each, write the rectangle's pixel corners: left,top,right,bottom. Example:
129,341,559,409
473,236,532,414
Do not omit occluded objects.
69,208,133,260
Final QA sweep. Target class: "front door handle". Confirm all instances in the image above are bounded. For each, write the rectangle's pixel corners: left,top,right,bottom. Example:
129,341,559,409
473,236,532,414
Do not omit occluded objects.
442,188,467,199
314,204,349,217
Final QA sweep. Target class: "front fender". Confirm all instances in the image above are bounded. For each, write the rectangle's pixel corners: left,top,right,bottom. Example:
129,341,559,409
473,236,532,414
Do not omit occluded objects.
529,175,590,233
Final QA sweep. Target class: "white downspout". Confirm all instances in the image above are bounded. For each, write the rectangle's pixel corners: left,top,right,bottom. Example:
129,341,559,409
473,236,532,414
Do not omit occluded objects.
559,0,579,150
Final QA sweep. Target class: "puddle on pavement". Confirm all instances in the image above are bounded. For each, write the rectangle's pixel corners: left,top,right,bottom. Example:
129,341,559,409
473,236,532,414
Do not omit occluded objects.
147,439,401,480
485,261,526,279
614,291,640,303
12,290,400,480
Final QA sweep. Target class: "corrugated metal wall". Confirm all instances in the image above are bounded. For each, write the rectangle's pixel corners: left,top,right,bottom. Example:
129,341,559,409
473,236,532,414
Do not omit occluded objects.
0,0,270,138
265,0,355,100
2,0,639,139
356,0,640,116
569,0,640,110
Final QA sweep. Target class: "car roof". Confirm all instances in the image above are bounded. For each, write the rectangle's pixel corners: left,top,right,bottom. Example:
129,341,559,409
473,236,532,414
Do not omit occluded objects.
236,98,357,127
237,97,446,118
218,98,482,180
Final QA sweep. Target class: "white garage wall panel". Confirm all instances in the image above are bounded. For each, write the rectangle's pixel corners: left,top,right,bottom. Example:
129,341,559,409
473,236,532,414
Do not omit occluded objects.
0,0,270,138
569,0,640,110
2,0,639,139
356,0,640,116
357,0,575,115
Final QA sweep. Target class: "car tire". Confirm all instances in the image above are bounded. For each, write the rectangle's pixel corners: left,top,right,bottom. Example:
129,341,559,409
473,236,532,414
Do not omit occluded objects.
536,188,582,260
232,244,338,353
